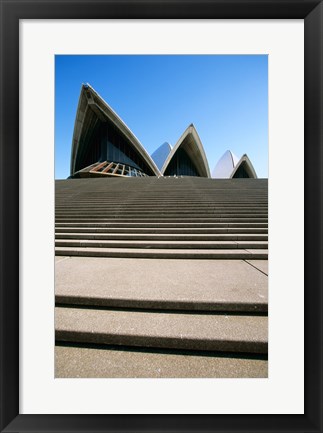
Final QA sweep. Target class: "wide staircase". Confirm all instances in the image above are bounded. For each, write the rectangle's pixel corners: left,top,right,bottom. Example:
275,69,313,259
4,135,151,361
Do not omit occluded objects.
55,177,268,378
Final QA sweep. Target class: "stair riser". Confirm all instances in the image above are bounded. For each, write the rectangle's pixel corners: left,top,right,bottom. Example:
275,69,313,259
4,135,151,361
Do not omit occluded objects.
55,234,268,241
56,211,268,216
55,228,268,234
55,202,268,206
55,330,267,354
55,224,268,230
55,240,268,249
57,206,267,210
55,295,268,313
55,249,268,259
55,218,268,223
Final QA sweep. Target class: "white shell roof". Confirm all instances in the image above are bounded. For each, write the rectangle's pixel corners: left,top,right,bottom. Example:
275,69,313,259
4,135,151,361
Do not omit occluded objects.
231,154,257,179
71,83,161,177
161,124,211,177
151,142,172,171
212,150,239,178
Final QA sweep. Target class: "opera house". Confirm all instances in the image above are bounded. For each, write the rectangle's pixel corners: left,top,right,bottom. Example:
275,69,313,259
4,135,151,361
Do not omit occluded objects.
55,83,267,378
70,83,257,180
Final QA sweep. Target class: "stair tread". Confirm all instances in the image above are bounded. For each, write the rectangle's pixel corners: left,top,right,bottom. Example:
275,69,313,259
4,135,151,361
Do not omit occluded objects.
55,239,268,248
55,233,267,240
55,307,268,353
55,247,268,259
55,257,268,312
55,223,268,228
55,345,268,378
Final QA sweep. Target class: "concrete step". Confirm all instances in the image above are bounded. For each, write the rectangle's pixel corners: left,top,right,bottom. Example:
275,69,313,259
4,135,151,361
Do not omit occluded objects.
55,239,268,250
55,233,268,241
56,216,268,222
55,211,268,217
55,257,268,312
55,202,268,207
56,191,268,195
55,239,268,249
55,206,268,211
56,190,268,194
57,194,268,197
67,190,260,192
55,344,268,378
55,247,268,259
55,220,268,233
56,187,267,191
55,307,268,353
55,227,268,234
55,202,267,208
55,217,268,223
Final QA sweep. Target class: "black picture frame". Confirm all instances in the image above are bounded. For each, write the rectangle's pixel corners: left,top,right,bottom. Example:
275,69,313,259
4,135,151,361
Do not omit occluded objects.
0,1,322,432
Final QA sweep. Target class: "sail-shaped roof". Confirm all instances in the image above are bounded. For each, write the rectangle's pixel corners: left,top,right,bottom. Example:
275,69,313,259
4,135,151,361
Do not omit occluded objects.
151,142,172,171
212,150,257,179
70,84,161,177
161,124,211,177
212,150,239,178
231,154,257,179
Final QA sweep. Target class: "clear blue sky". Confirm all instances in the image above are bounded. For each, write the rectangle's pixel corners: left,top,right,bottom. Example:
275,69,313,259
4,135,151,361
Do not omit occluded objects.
55,55,268,179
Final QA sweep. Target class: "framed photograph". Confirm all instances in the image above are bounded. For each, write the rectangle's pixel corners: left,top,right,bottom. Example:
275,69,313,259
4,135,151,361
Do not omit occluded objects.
0,0,322,432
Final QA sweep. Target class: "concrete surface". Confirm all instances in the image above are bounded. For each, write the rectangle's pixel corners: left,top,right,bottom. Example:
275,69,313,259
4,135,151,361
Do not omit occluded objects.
55,177,268,377
246,260,268,275
55,247,268,259
55,233,268,241
55,256,69,263
56,222,267,228
55,344,268,378
55,307,268,353
55,239,268,249
55,257,268,312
